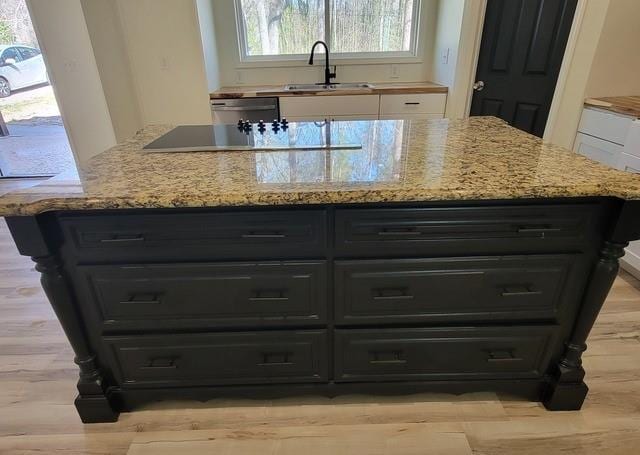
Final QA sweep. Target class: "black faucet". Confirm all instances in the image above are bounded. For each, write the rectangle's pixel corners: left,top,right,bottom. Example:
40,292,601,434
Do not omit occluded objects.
309,40,336,86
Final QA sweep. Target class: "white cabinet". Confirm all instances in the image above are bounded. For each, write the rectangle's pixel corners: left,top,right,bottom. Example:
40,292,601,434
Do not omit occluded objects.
379,93,447,118
279,93,447,122
574,132,623,168
279,95,380,122
577,108,634,145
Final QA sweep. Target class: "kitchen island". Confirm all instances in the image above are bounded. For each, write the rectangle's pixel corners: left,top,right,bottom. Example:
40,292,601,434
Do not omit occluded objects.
2,117,640,423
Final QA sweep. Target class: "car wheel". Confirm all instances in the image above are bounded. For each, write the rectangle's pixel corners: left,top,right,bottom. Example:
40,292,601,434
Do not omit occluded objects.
0,78,10,98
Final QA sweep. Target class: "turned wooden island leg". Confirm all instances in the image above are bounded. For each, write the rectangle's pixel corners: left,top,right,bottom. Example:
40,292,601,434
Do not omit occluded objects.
6,216,119,423
544,240,628,410
34,255,119,422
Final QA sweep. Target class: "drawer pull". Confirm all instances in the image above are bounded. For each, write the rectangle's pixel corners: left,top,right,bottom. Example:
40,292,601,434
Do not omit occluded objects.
259,352,293,366
100,235,145,243
373,287,414,300
369,350,407,364
241,231,286,239
501,286,542,297
141,357,179,369
377,227,420,236
516,225,562,234
119,293,163,305
486,350,522,363
249,290,289,302
404,102,421,105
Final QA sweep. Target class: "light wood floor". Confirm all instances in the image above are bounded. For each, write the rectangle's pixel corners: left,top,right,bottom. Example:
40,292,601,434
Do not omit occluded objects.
1,181,639,454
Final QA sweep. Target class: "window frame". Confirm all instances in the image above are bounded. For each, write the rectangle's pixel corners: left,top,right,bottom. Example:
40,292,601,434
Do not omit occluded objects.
234,0,422,64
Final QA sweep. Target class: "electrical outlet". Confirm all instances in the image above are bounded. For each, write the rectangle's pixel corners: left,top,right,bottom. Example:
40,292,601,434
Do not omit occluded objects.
236,70,244,83
159,56,170,71
390,64,400,79
441,48,450,65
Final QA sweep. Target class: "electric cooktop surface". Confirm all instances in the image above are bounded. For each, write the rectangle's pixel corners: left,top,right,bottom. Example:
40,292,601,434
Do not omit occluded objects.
143,123,362,153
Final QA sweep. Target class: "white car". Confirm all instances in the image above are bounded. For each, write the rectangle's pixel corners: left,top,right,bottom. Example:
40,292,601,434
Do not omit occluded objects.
0,45,49,98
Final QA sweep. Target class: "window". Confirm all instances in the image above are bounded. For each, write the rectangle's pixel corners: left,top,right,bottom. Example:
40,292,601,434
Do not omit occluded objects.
18,47,40,60
236,0,419,61
1,47,22,64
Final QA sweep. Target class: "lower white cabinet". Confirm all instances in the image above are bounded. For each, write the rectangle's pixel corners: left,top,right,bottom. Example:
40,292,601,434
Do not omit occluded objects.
279,93,447,122
574,132,623,168
280,95,380,122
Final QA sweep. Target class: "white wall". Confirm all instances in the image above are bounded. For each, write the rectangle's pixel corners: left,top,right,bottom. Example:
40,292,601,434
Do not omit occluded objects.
26,0,117,164
585,0,640,98
195,0,222,92
431,0,464,89
81,0,143,142
211,0,439,87
115,0,212,125
544,0,611,149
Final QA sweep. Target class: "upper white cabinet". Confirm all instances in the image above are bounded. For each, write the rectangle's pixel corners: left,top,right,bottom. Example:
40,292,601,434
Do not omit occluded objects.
279,93,447,122
379,93,447,118
279,95,380,122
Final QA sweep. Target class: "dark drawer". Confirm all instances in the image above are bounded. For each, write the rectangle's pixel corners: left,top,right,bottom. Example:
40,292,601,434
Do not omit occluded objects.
334,205,601,257
334,326,557,382
104,330,328,387
59,210,326,261
78,261,327,330
335,255,586,324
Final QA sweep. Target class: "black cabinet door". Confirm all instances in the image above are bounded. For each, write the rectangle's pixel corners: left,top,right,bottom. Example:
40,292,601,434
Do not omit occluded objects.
335,254,586,324
335,326,557,382
79,261,328,331
470,0,578,136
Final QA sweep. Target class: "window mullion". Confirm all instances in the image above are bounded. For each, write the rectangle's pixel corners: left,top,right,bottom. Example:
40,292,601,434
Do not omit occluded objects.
325,0,331,49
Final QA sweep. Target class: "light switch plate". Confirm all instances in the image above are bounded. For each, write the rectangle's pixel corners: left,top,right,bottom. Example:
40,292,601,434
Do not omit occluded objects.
390,64,400,79
441,48,450,65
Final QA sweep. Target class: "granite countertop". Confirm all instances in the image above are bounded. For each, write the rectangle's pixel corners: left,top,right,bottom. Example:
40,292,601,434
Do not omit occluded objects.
2,116,640,217
584,96,640,118
210,81,448,99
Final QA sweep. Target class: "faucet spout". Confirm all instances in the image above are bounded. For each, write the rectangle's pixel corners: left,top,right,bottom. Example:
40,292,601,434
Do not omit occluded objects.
309,40,336,85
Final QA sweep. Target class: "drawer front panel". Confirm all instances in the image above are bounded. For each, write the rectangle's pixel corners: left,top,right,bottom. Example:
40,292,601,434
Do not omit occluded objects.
335,205,599,257
80,261,327,329
60,210,326,261
379,94,447,115
105,330,328,387
574,132,622,168
335,255,582,324
335,326,557,382
578,108,633,145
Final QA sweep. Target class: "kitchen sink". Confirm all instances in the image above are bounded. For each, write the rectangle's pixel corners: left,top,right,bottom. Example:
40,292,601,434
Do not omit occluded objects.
284,83,374,92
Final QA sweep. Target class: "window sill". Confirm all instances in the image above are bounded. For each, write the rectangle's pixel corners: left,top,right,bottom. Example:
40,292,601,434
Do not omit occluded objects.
237,55,425,69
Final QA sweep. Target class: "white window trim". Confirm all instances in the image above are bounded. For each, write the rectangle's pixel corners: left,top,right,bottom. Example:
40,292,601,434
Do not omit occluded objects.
234,0,422,64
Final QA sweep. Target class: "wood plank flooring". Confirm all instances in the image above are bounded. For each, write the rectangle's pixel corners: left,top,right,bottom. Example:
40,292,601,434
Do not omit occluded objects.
1,184,639,453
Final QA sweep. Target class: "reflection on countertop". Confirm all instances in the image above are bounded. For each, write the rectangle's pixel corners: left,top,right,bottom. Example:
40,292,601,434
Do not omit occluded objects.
2,116,640,216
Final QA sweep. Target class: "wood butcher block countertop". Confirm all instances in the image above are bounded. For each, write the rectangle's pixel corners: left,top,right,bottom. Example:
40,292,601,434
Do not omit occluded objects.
584,96,640,118
210,81,448,99
1,116,640,216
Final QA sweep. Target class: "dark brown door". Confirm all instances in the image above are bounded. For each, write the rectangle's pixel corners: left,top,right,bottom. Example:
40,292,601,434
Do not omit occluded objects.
470,0,578,137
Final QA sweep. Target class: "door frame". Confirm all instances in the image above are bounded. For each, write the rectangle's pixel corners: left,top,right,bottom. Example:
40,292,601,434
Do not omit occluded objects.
460,0,588,140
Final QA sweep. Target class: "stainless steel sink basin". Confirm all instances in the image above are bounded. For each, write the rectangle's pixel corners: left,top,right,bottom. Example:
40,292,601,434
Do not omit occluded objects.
284,83,374,92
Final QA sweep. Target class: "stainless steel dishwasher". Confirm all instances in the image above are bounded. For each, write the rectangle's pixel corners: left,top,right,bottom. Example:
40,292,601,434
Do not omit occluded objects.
210,97,280,124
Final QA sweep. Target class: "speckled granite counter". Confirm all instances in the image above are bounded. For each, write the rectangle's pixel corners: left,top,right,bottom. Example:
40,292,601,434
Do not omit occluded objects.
211,81,448,98
2,116,640,216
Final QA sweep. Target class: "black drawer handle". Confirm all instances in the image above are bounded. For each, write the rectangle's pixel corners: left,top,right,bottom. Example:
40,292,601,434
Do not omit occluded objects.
141,357,179,369
486,350,522,363
377,227,420,236
369,350,406,364
404,102,421,105
259,352,293,366
241,232,286,239
119,293,163,305
373,287,414,300
249,290,289,302
100,235,145,243
500,286,542,297
516,225,562,234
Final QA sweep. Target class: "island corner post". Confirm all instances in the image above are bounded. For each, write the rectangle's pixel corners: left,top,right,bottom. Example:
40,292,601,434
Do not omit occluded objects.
3,196,640,422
